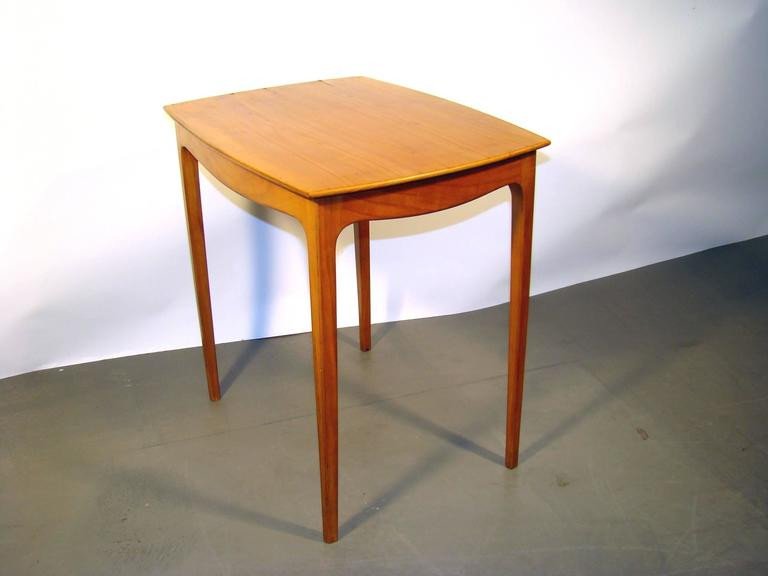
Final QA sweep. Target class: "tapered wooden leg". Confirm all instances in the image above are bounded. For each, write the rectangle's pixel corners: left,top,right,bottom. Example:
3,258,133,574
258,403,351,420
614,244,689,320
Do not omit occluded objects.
179,146,221,402
353,221,372,351
505,156,536,469
306,208,340,543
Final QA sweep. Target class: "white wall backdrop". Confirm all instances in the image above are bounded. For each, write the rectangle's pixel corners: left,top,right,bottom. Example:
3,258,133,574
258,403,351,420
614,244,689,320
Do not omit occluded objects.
2,0,767,380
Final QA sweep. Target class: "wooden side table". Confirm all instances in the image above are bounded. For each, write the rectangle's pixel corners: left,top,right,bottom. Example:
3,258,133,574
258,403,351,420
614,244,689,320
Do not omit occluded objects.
165,77,549,543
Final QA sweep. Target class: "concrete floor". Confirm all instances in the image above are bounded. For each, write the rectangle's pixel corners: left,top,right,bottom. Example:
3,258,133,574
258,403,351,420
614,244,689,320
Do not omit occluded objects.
2,235,767,575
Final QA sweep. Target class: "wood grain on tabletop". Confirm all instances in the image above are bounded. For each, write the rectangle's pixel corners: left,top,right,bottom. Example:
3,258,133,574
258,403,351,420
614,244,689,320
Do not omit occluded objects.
164,77,550,198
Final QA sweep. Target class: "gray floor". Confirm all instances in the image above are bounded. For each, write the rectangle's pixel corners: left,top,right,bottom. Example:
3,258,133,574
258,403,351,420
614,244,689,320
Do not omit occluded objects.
2,236,767,575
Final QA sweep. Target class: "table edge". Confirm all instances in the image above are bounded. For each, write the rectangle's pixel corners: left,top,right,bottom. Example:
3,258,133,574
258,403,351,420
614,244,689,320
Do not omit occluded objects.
165,109,550,199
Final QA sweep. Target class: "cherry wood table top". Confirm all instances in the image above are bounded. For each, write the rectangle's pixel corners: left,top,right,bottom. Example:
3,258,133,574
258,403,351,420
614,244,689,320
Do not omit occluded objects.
164,77,549,198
